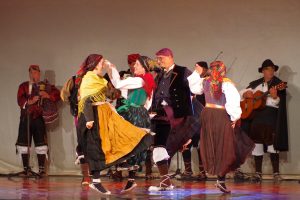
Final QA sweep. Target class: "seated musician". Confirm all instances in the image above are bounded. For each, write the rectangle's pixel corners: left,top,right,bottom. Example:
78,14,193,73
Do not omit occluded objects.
239,59,288,182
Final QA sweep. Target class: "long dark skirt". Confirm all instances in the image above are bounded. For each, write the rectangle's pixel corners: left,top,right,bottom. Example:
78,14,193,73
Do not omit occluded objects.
200,107,254,176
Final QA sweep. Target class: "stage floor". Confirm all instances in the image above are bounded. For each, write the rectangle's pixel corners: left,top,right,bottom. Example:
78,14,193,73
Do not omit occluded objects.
0,176,299,199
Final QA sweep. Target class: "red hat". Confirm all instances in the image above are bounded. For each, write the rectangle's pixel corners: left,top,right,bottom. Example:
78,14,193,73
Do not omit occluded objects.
155,48,173,57
128,53,141,65
29,64,40,72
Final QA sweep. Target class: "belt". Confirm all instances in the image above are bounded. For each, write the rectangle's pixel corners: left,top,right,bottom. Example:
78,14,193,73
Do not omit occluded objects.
205,103,225,109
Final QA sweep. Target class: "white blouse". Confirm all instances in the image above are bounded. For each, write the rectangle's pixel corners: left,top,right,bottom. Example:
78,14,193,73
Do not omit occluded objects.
110,67,153,110
187,70,242,121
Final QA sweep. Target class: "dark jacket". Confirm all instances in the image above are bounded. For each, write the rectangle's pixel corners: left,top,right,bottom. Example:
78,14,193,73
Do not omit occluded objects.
246,76,288,151
154,65,193,118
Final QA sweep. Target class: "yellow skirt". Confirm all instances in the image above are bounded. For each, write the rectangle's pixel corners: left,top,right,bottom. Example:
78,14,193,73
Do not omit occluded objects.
96,103,147,164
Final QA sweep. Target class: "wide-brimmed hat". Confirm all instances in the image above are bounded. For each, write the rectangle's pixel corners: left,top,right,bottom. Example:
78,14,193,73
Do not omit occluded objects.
258,59,279,73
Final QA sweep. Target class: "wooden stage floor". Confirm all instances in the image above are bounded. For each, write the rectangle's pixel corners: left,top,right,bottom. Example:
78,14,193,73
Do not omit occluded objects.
0,176,299,199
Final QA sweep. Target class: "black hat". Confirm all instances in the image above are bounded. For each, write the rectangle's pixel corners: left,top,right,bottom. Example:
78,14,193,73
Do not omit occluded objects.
196,61,208,69
258,59,279,73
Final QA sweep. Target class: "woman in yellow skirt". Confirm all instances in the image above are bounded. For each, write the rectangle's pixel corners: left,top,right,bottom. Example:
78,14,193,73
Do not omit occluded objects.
76,54,152,195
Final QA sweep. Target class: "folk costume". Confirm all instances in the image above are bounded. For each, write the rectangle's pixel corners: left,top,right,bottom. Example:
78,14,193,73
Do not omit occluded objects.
109,56,156,192
149,48,198,191
188,61,254,193
239,59,288,182
16,65,60,176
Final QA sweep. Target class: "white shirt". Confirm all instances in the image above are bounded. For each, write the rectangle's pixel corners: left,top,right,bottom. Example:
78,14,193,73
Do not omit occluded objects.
110,67,153,110
187,70,242,121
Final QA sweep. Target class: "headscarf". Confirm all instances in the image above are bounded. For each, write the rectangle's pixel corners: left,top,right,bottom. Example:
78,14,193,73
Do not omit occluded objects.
207,61,226,99
136,56,157,98
75,54,103,87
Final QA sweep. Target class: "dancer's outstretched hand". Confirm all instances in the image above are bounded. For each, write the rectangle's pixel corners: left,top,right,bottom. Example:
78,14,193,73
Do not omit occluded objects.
181,139,192,152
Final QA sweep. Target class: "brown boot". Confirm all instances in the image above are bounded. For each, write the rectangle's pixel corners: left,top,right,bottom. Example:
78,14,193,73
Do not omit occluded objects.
148,160,174,191
197,148,207,181
145,150,153,179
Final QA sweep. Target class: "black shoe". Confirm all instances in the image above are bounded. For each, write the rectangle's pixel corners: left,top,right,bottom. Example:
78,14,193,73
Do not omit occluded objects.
38,170,47,177
20,167,34,177
17,170,29,177
273,173,283,183
197,173,207,181
89,179,111,195
121,179,137,193
251,172,262,183
176,172,194,181
234,170,249,182
215,180,231,193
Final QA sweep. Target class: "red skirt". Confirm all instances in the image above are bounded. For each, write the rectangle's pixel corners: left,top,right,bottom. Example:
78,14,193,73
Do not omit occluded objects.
200,107,254,176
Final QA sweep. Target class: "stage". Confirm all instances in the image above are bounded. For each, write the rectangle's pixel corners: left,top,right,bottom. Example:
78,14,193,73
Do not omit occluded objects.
0,176,299,199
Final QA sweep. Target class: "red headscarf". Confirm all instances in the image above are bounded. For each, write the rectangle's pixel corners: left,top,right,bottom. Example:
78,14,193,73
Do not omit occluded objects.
207,61,226,99
127,53,141,65
75,54,103,87
136,56,156,98
137,73,156,98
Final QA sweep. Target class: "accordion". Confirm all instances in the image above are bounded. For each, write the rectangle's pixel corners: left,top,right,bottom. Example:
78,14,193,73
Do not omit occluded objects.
37,81,59,124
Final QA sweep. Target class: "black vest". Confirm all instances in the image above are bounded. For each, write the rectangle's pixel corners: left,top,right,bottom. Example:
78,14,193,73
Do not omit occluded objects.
155,65,193,118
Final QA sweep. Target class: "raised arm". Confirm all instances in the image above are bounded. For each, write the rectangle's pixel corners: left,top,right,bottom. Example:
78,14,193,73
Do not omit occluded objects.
109,67,144,90
187,70,204,95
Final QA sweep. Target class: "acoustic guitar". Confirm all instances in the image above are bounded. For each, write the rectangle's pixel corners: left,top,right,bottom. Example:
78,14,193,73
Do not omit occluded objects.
240,82,287,119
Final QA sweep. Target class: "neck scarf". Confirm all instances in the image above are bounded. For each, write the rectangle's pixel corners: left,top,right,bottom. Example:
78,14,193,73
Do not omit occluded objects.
78,71,107,115
136,73,156,98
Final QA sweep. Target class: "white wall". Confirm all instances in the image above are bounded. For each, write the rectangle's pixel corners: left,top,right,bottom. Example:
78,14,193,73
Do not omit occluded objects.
0,0,299,175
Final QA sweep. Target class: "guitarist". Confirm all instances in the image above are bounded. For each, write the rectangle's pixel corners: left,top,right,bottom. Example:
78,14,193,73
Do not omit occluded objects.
239,59,288,183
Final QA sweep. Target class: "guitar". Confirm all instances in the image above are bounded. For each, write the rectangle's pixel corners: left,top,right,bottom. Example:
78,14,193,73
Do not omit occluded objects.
240,82,287,119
